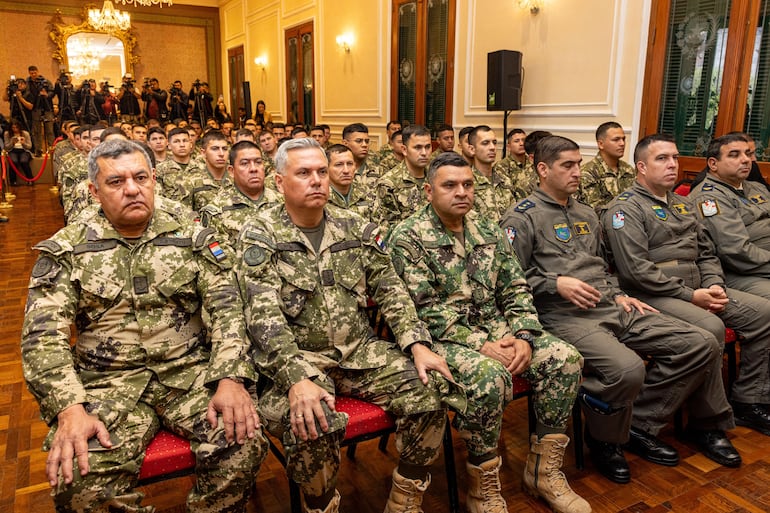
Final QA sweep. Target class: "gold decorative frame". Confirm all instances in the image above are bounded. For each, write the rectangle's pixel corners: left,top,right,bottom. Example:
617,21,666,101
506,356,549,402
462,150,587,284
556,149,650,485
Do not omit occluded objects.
48,6,139,75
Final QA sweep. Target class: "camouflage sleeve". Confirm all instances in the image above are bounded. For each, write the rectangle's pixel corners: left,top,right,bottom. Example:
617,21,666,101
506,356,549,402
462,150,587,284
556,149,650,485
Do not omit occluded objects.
21,241,89,425
494,233,544,334
192,225,257,386
361,223,433,352
372,180,398,237
235,224,322,393
389,225,489,349
577,160,602,207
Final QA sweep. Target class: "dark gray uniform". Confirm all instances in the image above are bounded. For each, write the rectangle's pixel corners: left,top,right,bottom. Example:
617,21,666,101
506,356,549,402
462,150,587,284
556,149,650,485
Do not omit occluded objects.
603,182,770,407
500,189,722,442
690,176,770,300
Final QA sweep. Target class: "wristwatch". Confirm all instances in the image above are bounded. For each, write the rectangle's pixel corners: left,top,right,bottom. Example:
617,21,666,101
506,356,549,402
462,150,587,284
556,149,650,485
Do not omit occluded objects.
514,330,535,350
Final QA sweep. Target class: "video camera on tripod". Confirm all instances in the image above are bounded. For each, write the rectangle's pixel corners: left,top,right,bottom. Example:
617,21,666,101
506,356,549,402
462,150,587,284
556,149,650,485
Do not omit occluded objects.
122,73,136,90
6,75,20,97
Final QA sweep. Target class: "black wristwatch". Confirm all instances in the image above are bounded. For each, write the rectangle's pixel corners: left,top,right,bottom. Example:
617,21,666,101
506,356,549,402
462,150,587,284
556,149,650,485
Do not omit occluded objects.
514,330,535,350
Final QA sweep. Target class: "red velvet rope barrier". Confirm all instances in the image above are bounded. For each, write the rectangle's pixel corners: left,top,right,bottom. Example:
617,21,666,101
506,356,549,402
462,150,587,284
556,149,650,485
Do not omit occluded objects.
2,151,50,183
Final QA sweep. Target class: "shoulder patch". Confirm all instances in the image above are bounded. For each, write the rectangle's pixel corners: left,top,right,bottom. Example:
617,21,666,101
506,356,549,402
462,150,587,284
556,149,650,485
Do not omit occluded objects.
194,227,217,248
699,199,720,217
504,226,517,244
617,191,634,201
241,230,276,250
31,256,55,278
394,239,421,262
514,199,535,213
612,211,625,229
243,245,266,266
362,222,378,242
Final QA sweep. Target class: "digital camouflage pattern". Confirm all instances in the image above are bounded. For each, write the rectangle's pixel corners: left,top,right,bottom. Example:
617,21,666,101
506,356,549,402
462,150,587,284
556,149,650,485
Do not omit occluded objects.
356,160,382,191
373,161,429,236
200,183,282,246
22,195,265,512
493,155,537,202
471,166,516,222
58,151,89,216
235,204,452,497
63,179,94,224
577,153,636,214
154,158,206,206
176,167,234,213
328,180,375,221
377,151,401,175
389,205,582,454
53,139,77,183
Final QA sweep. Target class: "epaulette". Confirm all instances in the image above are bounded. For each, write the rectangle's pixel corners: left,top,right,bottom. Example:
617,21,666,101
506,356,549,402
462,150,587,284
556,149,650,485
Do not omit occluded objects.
701,182,715,191
394,238,421,262
33,239,67,255
617,191,634,201
514,199,535,212
194,227,217,248
362,222,378,242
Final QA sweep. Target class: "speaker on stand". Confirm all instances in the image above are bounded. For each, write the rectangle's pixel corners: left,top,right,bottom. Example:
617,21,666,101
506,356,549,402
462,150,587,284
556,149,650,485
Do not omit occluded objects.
486,50,523,157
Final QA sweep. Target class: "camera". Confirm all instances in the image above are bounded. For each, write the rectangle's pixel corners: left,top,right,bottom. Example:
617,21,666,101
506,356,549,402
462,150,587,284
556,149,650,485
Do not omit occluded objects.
192,79,202,91
122,75,136,89
58,71,71,87
7,75,19,97
33,75,49,93
101,81,114,95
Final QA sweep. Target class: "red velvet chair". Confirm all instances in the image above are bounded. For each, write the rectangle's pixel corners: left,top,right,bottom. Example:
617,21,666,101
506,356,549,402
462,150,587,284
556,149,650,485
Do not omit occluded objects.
138,430,196,485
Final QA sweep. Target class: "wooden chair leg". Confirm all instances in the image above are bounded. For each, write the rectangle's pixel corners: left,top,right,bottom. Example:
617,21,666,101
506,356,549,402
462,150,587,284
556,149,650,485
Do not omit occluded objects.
442,416,460,513
378,433,390,453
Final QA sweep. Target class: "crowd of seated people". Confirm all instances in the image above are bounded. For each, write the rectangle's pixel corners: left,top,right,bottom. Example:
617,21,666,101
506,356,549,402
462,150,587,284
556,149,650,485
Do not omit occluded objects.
16,68,770,513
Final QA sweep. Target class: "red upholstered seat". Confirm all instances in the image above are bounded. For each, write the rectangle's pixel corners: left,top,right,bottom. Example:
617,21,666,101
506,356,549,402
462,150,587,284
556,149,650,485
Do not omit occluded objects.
335,396,395,441
138,430,195,482
511,375,531,397
725,327,737,343
674,183,692,196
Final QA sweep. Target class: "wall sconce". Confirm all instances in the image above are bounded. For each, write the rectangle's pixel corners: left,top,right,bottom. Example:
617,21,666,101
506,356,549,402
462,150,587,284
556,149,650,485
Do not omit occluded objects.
519,0,542,15
336,33,353,53
254,56,267,69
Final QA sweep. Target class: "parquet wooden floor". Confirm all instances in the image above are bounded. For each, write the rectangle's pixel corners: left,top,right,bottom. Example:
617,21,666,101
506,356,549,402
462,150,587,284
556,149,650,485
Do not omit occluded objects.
2,185,770,513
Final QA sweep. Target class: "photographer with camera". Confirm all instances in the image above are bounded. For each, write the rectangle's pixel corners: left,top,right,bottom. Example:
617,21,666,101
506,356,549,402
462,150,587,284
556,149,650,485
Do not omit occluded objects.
25,66,55,156
77,79,102,125
3,76,32,133
141,77,168,124
117,73,141,122
168,80,189,122
189,79,213,126
100,81,118,125
54,70,78,123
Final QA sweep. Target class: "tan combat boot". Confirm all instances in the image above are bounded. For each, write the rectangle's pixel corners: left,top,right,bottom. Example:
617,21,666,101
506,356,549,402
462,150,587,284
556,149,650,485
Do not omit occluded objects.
466,456,508,513
382,469,431,513
522,434,591,513
305,490,341,513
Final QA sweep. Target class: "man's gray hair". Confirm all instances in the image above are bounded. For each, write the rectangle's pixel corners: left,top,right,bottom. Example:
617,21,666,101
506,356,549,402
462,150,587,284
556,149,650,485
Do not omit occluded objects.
87,139,153,188
274,137,327,176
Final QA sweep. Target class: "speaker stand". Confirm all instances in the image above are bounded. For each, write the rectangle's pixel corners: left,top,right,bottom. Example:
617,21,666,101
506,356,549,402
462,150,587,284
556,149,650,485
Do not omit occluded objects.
501,109,513,158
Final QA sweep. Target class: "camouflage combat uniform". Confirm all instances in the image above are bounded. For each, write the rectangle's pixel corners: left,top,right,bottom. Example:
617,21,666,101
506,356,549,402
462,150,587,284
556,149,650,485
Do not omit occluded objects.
200,184,282,246
235,204,451,498
373,161,429,236
377,152,402,174
501,190,721,442
471,166,516,222
328,181,374,221
691,176,770,300
58,152,88,215
355,160,381,190
22,195,267,513
389,205,582,455
577,154,635,214
493,155,537,201
53,139,76,184
155,158,206,206
176,167,234,212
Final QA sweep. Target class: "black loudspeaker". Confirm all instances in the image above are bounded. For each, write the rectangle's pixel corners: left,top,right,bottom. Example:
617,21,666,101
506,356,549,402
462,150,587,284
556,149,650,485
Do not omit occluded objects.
486,50,523,111
243,81,252,119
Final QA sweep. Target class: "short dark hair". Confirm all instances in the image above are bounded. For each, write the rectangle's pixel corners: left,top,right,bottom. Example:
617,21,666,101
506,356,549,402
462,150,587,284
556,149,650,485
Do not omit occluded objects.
706,133,750,160
235,128,256,141
229,140,261,165
326,143,352,161
28,65,38,72
390,129,403,143
272,122,286,130
506,128,525,141
342,123,369,139
402,124,431,146
459,126,474,140
468,125,492,146
201,129,227,148
386,120,402,131
436,124,454,135
534,135,579,168
147,126,166,139
427,151,470,185
633,133,676,164
595,121,623,141
525,130,552,155
167,127,189,141
291,126,309,137
319,124,330,131
100,127,126,141
310,125,324,133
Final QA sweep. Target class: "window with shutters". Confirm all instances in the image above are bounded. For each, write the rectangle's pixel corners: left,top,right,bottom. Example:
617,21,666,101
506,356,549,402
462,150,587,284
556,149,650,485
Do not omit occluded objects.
390,0,455,134
641,0,770,177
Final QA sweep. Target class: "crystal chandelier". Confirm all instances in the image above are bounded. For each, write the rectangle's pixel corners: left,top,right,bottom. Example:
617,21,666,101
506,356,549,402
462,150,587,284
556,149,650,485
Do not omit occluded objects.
88,0,131,31
117,0,172,7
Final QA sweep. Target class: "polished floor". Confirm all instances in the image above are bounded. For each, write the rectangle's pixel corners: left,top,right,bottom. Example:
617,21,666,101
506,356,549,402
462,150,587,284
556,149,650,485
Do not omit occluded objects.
2,184,770,513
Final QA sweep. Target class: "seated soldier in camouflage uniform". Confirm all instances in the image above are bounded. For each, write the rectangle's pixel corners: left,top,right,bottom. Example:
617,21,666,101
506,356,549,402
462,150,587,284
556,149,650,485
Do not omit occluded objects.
377,129,405,174
468,125,516,222
325,144,374,220
342,122,380,189
374,124,433,236
235,138,455,513
155,127,206,203
201,140,281,246
493,128,537,201
390,152,589,513
577,121,635,215
21,139,267,513
176,130,234,212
